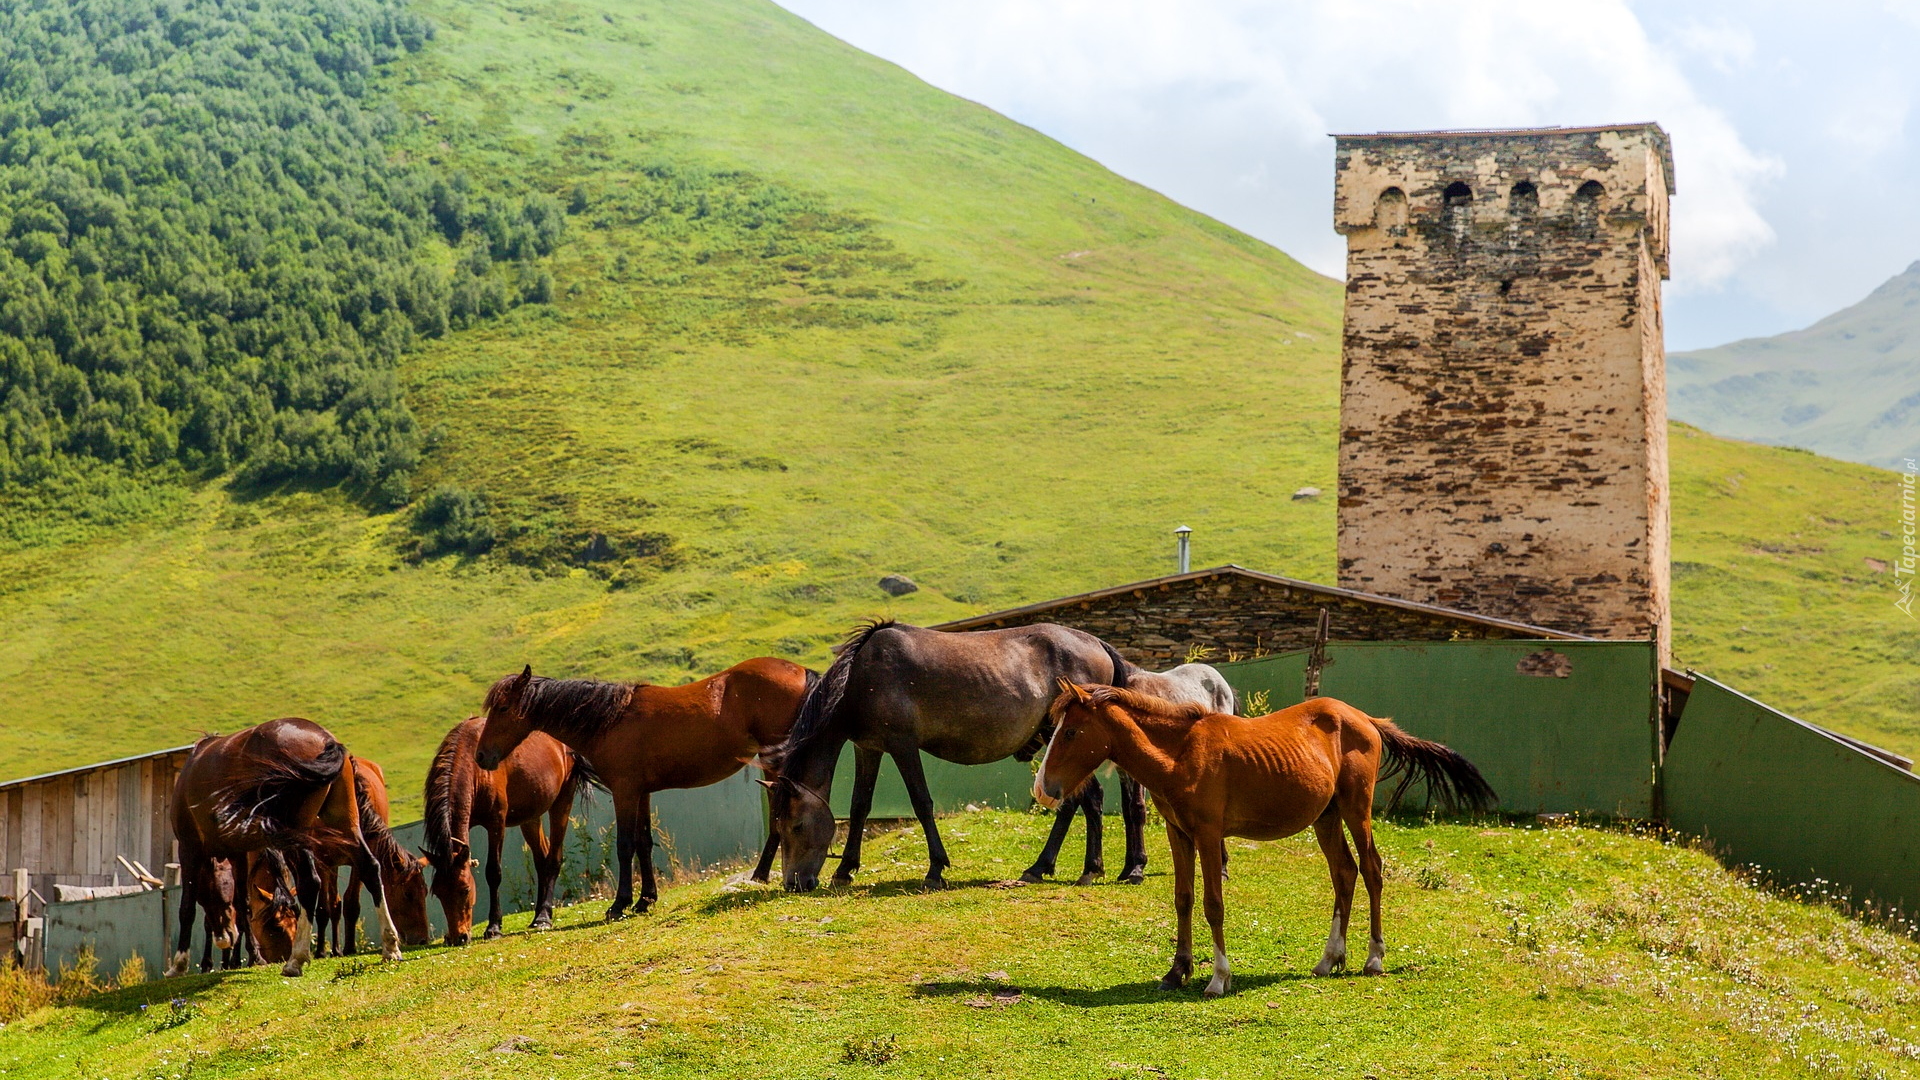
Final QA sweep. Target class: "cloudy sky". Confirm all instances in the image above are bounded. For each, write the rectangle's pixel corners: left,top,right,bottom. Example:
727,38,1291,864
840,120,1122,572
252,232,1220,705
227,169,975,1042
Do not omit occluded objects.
775,0,1920,351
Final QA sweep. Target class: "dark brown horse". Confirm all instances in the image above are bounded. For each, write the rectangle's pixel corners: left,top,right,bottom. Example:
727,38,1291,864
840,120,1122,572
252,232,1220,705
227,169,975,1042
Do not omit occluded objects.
166,718,404,977
1036,685,1494,996
424,717,587,944
767,620,1130,892
312,757,432,955
192,858,250,972
476,657,813,920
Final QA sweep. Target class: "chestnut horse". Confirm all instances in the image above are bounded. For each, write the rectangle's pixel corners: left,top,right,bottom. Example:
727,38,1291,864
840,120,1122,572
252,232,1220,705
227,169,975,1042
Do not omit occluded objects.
245,849,303,964
192,858,251,972
1035,685,1494,997
1022,661,1238,886
312,757,432,955
476,657,813,920
424,716,588,944
166,718,404,977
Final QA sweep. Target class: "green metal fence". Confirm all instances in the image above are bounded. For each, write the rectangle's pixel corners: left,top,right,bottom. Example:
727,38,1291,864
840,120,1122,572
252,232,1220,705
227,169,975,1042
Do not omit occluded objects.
1665,676,1920,912
1217,640,1659,817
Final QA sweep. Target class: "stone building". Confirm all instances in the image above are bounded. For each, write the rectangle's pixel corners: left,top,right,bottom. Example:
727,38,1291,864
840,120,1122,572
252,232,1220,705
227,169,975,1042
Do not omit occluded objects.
934,564,1578,669
1331,124,1674,664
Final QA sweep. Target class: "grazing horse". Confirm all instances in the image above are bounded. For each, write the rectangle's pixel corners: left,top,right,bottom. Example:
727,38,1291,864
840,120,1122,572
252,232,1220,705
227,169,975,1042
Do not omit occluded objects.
475,657,814,920
1035,685,1495,997
768,620,1129,892
166,718,405,977
192,858,251,972
312,757,432,955
1022,662,1238,886
424,716,588,944
245,849,303,965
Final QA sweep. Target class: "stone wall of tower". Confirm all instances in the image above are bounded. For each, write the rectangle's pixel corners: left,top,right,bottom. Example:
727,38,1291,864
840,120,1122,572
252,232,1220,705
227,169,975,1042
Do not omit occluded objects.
1332,125,1674,662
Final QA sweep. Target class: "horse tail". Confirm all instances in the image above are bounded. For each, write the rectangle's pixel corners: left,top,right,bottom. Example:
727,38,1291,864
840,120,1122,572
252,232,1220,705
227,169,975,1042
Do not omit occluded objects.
565,747,604,801
354,774,421,883
422,723,473,870
1373,717,1498,814
766,619,895,771
212,731,348,838
1099,639,1131,688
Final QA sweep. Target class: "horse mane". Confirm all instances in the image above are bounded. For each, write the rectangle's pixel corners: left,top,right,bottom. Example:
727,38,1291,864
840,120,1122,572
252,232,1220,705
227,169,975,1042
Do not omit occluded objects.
356,778,422,883
1059,684,1210,723
765,619,899,772
488,673,637,741
422,719,479,869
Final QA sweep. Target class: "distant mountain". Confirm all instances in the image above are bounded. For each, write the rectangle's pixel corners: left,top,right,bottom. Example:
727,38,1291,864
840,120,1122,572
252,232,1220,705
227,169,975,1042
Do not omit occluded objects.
1669,263,1920,470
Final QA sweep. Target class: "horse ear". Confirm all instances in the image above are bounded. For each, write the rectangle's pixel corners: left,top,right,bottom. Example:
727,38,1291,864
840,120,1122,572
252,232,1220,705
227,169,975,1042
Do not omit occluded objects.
519,664,532,681
756,778,777,790
468,858,479,870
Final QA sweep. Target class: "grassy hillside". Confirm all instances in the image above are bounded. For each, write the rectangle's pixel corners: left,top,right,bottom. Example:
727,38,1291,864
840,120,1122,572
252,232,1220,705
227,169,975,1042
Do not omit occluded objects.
1670,261,1920,471
0,0,1912,816
8,811,1920,1077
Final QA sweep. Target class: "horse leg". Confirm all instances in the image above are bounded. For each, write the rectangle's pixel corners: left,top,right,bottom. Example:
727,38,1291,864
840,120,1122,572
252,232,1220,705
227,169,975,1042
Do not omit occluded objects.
533,781,576,928
832,747,883,887
1117,774,1149,885
607,795,637,921
283,849,320,978
343,866,363,955
198,913,215,974
750,764,781,884
165,850,201,977
1075,774,1106,886
1198,829,1231,997
485,825,507,938
522,819,555,930
1310,809,1358,976
1018,789,1078,884
347,837,404,962
1159,823,1196,990
1341,798,1388,976
634,792,659,914
890,749,950,889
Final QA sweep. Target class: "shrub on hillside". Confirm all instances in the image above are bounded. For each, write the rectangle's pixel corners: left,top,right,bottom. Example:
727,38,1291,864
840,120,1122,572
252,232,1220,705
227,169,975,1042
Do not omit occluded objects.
409,485,494,557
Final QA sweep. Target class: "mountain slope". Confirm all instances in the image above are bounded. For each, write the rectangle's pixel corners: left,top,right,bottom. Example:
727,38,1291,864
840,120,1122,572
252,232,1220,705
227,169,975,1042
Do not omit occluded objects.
0,0,1912,812
1670,261,1920,470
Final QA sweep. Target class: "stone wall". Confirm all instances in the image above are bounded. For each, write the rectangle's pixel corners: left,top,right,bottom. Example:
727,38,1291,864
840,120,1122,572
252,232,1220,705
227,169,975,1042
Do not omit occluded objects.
936,569,1572,669
1331,125,1673,664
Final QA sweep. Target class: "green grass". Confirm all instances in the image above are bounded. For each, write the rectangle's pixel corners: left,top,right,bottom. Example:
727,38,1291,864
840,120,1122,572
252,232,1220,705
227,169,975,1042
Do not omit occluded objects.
0,0,1912,819
7,809,1920,1077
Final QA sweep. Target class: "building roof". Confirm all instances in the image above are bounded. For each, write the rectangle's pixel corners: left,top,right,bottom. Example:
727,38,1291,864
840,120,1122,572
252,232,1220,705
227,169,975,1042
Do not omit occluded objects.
0,744,194,793
933,564,1588,639
1331,123,1676,195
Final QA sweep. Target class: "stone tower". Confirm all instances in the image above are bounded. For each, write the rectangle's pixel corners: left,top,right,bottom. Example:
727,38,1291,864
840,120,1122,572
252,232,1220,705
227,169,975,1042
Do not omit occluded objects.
1332,124,1674,663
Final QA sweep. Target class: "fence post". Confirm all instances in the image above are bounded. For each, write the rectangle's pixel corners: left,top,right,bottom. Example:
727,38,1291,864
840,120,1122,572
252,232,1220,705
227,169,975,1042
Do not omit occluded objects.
1303,608,1331,698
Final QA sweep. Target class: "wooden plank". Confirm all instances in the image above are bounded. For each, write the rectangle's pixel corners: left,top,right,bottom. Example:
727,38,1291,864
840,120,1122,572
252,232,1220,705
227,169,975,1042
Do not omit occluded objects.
118,765,141,871
21,783,43,879
4,787,20,872
45,777,72,878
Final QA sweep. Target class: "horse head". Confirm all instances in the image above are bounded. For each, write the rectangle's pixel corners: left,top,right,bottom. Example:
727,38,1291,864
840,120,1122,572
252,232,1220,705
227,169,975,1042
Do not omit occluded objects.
388,852,435,946
204,858,239,952
429,837,478,946
767,774,836,893
246,856,300,963
1034,681,1114,809
476,665,535,769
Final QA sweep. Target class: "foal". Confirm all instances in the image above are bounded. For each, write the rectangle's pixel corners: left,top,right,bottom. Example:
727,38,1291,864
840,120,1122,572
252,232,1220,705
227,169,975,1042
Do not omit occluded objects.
1035,684,1494,997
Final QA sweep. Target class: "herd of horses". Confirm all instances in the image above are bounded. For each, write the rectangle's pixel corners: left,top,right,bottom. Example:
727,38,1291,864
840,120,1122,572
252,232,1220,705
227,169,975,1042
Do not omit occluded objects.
163,620,1494,996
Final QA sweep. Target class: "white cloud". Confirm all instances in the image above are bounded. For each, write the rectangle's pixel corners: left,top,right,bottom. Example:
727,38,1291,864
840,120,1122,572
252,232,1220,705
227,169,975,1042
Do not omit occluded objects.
781,0,1780,288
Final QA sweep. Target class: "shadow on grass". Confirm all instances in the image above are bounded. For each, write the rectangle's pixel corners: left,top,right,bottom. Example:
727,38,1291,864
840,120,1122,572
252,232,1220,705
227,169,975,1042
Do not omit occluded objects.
911,972,1303,1008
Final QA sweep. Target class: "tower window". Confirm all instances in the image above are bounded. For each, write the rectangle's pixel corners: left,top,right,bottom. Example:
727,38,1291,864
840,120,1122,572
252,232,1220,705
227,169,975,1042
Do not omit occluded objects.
1443,181,1473,206
1376,186,1408,231
1510,180,1538,215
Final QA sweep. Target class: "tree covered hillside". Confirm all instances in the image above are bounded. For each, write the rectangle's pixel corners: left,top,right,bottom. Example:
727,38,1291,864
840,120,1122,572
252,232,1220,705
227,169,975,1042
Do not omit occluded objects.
0,0,1910,809
0,0,560,491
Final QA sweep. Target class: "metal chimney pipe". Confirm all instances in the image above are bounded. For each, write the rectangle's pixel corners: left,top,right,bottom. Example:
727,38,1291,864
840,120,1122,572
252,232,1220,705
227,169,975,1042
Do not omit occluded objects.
1174,525,1192,574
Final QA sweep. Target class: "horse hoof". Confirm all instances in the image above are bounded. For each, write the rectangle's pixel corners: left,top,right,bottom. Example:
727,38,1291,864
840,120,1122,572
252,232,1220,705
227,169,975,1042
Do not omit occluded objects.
281,960,305,978
529,917,553,931
1363,959,1385,976
483,927,504,941
1312,958,1345,977
1119,871,1145,886
1073,872,1102,887
605,906,630,922
922,876,948,891
830,874,855,888
1204,976,1230,998
1017,869,1046,885
1158,974,1186,991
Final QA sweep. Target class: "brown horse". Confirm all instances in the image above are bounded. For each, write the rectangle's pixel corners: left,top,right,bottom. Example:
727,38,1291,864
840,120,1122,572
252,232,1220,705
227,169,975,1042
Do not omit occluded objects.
476,658,813,920
166,718,404,977
313,757,432,954
192,858,249,972
246,849,303,965
424,716,587,944
1035,685,1495,997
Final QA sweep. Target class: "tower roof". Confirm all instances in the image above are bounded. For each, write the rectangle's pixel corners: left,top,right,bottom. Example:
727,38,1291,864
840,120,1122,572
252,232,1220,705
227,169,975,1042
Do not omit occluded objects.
1331,123,1674,194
